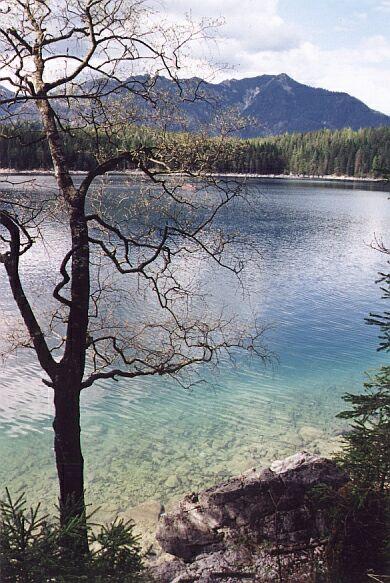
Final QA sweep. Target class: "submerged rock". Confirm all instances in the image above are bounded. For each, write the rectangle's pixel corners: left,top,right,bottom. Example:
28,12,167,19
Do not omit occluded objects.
298,425,324,442
165,474,181,489
124,500,164,552
126,500,164,527
152,451,348,582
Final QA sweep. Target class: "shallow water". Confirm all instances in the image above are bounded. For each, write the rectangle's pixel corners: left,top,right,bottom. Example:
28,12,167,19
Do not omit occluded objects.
0,176,389,521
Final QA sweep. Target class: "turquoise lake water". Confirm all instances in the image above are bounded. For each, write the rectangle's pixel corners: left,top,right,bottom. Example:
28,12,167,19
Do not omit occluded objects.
0,176,389,522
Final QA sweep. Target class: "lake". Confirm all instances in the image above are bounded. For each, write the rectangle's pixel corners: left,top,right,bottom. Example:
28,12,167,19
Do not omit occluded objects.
0,175,389,523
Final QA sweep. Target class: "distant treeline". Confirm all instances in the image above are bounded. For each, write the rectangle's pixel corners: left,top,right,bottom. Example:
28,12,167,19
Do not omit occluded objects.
0,124,389,177
216,127,390,177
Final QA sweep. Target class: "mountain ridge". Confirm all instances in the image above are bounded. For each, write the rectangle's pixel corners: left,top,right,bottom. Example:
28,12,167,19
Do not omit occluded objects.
188,73,390,136
1,73,389,137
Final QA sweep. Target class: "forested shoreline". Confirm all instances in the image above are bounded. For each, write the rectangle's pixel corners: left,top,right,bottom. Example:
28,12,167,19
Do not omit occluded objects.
217,127,390,177
0,124,389,177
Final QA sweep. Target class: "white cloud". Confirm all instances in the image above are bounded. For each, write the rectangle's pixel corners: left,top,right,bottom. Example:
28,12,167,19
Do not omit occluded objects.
156,1,390,115
334,11,368,32
310,37,390,115
376,0,390,12
234,35,390,115
160,0,300,53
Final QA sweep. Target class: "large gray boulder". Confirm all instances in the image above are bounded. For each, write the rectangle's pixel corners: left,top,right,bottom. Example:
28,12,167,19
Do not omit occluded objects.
153,452,348,582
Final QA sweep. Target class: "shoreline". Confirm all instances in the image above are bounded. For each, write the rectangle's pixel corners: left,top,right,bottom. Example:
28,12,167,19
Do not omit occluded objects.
0,168,385,183
213,173,385,183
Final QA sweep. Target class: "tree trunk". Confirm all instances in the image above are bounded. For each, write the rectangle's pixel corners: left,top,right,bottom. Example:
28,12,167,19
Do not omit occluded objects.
36,98,91,537
53,376,88,552
29,64,91,551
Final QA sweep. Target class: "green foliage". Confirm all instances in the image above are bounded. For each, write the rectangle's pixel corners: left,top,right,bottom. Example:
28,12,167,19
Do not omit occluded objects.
247,126,390,178
337,366,390,493
320,481,388,583
1,123,389,177
366,267,390,353
325,366,390,580
90,518,144,580
322,261,389,580
0,490,145,582
305,366,390,582
327,229,390,580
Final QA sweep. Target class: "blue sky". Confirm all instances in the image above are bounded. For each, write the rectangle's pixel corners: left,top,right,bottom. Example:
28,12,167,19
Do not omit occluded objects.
280,0,390,50
165,0,390,114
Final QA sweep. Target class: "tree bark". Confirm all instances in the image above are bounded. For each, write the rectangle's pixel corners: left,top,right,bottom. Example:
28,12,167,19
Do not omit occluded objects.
53,370,89,557
52,205,90,551
34,94,91,545
53,375,88,551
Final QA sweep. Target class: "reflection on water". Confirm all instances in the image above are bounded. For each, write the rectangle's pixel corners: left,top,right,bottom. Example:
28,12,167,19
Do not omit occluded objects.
0,176,389,519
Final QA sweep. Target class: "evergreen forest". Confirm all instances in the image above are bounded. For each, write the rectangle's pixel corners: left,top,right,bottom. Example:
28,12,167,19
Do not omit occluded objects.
0,124,389,178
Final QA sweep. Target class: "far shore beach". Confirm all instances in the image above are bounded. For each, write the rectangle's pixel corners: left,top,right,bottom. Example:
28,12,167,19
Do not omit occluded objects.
0,168,386,183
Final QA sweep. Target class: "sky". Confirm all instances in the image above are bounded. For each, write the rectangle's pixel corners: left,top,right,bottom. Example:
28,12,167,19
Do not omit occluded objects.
161,0,390,115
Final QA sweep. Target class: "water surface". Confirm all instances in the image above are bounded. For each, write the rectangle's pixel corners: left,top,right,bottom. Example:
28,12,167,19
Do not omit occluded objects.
0,176,388,522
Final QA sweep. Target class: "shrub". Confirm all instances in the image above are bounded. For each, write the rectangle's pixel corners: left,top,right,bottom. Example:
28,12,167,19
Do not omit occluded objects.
0,490,146,582
324,366,390,582
337,366,390,493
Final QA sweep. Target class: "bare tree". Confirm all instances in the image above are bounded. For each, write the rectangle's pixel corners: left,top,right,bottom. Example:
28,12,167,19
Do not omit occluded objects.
0,0,265,548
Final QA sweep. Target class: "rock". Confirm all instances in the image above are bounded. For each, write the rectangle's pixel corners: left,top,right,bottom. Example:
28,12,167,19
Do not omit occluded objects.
125,500,164,527
153,452,348,581
269,450,320,473
152,544,330,582
165,474,181,489
298,425,324,442
123,500,164,552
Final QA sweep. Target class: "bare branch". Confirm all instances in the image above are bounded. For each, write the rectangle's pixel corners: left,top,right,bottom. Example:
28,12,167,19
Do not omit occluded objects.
0,210,57,378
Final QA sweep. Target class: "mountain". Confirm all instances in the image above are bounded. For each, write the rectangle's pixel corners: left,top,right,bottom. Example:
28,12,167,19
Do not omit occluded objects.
175,73,390,137
0,86,19,118
1,73,389,137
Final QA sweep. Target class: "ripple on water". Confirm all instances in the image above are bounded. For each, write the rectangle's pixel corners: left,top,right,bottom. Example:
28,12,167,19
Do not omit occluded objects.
0,178,388,520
